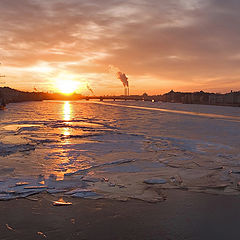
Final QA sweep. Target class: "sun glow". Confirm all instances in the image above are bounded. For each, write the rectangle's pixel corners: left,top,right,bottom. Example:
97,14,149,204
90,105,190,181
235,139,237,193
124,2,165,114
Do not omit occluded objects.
56,80,79,95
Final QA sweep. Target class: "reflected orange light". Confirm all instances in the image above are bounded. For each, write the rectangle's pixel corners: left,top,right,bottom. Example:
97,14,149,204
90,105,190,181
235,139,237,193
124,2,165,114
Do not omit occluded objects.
62,127,71,145
62,102,72,146
63,127,71,136
63,101,72,121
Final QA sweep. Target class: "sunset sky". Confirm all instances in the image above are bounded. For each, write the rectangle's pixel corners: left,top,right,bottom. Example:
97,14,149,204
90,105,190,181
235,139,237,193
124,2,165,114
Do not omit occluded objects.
0,0,240,95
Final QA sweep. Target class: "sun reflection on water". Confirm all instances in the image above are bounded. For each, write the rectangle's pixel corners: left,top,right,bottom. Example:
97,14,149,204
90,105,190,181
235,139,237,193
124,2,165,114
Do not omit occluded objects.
56,101,73,179
62,102,72,143
63,127,71,136
63,101,72,121
49,101,93,180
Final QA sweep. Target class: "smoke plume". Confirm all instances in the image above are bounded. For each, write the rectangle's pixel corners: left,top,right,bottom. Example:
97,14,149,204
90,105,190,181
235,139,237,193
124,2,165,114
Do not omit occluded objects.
108,65,129,87
87,84,94,95
117,72,128,87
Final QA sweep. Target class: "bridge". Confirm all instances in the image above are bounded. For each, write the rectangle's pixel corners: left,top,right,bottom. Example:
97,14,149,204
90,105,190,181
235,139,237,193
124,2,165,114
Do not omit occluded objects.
81,95,161,102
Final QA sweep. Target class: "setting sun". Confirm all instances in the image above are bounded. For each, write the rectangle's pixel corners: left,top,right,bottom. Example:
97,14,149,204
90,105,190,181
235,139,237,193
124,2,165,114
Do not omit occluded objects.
56,80,79,95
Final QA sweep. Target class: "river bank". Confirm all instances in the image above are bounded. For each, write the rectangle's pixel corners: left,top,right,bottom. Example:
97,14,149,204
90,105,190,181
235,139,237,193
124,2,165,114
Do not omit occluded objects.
0,190,239,240
1,87,240,107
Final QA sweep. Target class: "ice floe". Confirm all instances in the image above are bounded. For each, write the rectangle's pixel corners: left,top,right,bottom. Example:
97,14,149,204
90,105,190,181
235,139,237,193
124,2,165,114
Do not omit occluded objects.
144,179,167,184
0,101,240,201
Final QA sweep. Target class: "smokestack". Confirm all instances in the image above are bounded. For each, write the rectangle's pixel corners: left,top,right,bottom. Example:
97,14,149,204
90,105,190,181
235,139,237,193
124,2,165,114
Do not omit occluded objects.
117,72,129,96
124,87,127,96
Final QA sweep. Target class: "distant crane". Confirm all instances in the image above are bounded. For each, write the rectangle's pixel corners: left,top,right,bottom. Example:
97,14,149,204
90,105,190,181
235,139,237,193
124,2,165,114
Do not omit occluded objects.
0,62,6,85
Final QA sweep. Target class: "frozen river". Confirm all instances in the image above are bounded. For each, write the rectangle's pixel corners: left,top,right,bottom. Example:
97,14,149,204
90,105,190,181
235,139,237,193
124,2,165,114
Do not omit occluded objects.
0,100,240,201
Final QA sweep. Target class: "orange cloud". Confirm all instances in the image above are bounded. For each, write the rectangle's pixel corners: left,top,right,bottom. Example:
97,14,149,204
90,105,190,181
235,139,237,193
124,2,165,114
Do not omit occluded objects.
0,0,240,94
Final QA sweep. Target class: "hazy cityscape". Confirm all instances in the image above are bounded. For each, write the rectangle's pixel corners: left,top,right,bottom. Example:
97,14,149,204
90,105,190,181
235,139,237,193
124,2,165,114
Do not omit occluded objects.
1,86,240,107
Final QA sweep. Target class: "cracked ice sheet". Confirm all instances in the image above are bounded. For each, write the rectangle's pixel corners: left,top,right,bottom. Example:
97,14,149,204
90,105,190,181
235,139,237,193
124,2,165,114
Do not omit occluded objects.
0,101,240,201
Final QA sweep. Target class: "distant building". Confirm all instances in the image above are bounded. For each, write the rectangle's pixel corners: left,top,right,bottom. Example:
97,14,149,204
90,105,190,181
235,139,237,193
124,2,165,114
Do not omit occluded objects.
209,91,240,106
